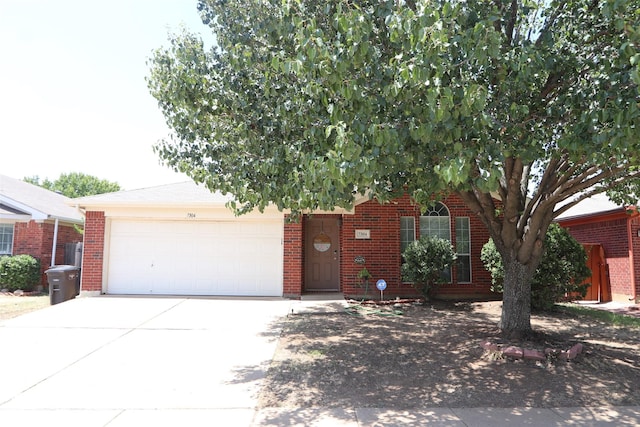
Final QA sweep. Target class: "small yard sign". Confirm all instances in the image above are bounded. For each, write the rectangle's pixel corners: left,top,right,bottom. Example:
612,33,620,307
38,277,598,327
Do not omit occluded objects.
376,279,387,301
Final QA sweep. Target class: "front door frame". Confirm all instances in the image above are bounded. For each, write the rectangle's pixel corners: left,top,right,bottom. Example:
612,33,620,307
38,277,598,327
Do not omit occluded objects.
303,215,341,292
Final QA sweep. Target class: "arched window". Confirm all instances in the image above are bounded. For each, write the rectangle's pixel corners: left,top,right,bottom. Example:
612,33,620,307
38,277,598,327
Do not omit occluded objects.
420,203,452,282
420,202,451,241
400,201,472,284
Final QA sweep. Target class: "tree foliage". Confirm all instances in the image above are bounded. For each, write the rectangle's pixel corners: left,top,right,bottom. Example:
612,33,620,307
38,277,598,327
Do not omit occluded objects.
24,173,121,198
401,236,456,300
481,223,591,310
148,0,640,336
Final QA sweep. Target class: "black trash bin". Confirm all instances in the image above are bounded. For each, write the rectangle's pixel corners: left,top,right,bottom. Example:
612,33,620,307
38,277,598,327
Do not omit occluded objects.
45,265,80,305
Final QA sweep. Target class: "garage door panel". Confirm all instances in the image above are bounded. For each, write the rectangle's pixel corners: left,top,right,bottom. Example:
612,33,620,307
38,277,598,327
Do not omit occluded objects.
106,219,283,296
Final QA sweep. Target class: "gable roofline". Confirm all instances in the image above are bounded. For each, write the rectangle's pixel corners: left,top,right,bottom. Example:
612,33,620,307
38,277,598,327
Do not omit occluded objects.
0,175,83,224
71,181,283,215
0,195,48,220
555,192,639,226
0,202,32,221
556,206,638,227
72,181,375,216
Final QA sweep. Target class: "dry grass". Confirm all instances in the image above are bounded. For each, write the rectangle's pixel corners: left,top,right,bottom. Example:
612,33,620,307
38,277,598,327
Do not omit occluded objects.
0,294,50,321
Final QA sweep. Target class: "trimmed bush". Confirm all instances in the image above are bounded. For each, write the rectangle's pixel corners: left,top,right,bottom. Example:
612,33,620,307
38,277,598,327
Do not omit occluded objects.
401,236,456,300
481,223,591,310
0,255,41,292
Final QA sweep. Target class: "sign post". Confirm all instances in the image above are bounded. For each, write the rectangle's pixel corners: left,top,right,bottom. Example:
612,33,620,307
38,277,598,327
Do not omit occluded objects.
376,279,387,301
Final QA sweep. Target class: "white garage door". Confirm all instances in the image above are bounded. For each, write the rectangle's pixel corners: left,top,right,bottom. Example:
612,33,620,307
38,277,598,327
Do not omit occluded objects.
105,219,283,296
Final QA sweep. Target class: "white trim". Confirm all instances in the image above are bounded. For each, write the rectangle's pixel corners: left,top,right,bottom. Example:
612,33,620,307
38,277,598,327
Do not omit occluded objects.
0,223,14,256
0,215,31,222
101,218,113,295
455,217,472,284
400,216,416,252
0,195,48,220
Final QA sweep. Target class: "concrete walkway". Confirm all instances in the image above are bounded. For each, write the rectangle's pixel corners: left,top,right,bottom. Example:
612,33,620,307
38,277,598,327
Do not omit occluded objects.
0,295,637,426
574,300,640,318
0,296,291,426
253,406,640,426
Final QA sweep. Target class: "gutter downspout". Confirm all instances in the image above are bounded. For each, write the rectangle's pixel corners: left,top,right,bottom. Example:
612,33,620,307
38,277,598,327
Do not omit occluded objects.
51,217,59,267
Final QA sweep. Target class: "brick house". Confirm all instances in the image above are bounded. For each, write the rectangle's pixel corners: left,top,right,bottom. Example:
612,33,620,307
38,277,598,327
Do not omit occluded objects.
283,193,494,299
75,181,495,299
556,193,640,304
0,175,84,288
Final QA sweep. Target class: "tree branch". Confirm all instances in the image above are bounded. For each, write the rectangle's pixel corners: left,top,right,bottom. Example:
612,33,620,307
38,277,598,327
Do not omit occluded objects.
552,169,640,218
535,2,563,48
457,188,502,240
505,0,519,45
501,157,525,248
518,156,560,235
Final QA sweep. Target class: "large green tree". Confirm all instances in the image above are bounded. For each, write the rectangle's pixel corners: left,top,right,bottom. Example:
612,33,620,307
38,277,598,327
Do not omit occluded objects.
148,0,640,337
24,172,121,198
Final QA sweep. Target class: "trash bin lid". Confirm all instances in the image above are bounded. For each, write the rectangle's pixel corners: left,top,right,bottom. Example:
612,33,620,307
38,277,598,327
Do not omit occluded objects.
45,265,80,274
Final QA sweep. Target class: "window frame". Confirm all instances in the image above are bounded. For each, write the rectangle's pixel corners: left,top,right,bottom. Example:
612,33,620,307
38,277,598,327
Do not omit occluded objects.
0,223,15,256
400,216,416,254
455,217,472,284
419,203,452,283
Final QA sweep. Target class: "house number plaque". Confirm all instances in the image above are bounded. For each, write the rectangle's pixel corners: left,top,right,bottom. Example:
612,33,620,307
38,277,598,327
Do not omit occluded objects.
355,229,370,239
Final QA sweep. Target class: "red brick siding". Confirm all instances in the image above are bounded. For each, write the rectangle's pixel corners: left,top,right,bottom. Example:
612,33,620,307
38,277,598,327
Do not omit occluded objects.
13,220,82,288
632,217,640,302
562,218,635,301
13,221,45,259
341,199,410,297
81,211,105,292
283,216,303,297
83,196,495,299
283,194,494,299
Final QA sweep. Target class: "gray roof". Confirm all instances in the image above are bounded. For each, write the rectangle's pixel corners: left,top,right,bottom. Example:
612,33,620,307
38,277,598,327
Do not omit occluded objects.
72,181,236,208
556,193,631,221
72,181,361,215
0,175,84,223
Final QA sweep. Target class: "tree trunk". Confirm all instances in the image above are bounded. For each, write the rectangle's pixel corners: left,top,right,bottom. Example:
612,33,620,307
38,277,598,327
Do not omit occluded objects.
500,258,534,339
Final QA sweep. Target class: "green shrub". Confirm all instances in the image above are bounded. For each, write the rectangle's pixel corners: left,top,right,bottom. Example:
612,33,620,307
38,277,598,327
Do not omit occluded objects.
401,236,456,300
480,239,504,291
481,223,591,310
0,255,41,292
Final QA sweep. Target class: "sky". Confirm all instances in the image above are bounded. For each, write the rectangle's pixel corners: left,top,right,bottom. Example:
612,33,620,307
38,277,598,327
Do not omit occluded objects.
0,0,214,190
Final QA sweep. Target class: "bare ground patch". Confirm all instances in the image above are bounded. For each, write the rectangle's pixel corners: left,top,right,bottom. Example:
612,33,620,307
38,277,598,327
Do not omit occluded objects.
258,300,640,409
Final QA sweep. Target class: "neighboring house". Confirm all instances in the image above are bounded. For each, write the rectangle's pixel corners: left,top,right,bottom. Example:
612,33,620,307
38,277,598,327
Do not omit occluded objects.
74,181,495,298
0,175,84,288
556,193,640,304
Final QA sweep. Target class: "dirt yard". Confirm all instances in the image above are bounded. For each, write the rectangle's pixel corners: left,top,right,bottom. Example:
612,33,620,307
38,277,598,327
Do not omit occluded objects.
258,300,640,409
0,294,50,321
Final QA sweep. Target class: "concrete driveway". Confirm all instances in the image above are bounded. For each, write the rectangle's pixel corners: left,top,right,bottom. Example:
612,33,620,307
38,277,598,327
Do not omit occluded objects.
0,296,292,426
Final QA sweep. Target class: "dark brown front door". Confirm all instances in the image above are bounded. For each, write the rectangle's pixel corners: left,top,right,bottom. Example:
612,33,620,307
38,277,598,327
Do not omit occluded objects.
304,217,340,291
